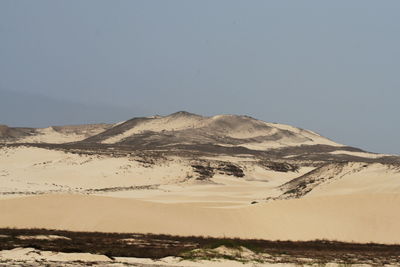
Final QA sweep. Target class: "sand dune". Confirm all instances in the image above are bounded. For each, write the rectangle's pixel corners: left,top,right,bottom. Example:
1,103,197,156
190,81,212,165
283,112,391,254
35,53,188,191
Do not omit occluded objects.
0,146,312,202
306,163,400,197
1,193,399,244
92,111,343,150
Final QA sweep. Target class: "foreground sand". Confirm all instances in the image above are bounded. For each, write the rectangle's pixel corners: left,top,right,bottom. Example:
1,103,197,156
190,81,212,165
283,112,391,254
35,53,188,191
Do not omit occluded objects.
0,146,311,202
1,193,400,244
0,247,352,267
2,246,388,266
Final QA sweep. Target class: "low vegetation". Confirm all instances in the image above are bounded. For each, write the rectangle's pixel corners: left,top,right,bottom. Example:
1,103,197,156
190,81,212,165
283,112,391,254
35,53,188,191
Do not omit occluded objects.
0,228,399,266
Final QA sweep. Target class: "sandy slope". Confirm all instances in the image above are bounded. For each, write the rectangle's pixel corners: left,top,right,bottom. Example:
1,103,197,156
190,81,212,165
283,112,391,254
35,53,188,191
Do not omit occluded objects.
0,247,110,262
306,163,400,197
0,146,191,193
0,146,311,202
1,124,113,144
1,193,399,244
15,127,88,143
99,112,342,149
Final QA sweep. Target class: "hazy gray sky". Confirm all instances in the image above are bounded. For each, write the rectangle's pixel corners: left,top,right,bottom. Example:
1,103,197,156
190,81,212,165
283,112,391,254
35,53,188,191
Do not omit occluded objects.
1,1,399,154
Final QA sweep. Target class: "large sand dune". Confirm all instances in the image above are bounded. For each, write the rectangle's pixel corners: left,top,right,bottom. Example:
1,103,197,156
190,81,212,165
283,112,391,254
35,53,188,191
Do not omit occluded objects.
84,111,343,150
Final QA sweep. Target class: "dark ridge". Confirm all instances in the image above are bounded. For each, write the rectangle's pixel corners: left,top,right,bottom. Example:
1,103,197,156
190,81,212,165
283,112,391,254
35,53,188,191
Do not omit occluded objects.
168,111,202,117
81,117,152,143
277,162,348,199
2,142,399,165
191,164,214,180
267,144,367,156
0,125,36,139
51,123,112,134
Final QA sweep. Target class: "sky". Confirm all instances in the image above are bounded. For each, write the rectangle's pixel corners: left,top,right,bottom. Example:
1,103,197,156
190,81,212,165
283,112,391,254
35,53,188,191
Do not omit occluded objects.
0,1,399,154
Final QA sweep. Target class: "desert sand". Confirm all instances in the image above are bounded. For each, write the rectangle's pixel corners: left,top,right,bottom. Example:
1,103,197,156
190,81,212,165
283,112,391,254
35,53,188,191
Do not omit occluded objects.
1,193,400,244
0,246,342,266
0,247,111,262
0,146,312,202
1,144,400,244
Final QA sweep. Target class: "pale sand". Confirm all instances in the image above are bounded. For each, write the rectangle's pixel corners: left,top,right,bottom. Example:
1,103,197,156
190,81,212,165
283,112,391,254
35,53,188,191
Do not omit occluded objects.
101,113,342,149
0,146,193,193
306,163,400,197
1,193,400,244
0,247,111,262
0,146,312,202
328,150,389,159
102,114,205,144
11,126,111,144
15,127,86,143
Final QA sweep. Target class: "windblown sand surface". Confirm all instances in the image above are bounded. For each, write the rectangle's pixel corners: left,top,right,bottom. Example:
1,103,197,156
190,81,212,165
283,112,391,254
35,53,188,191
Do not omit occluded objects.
1,193,400,244
1,145,400,244
0,146,311,202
